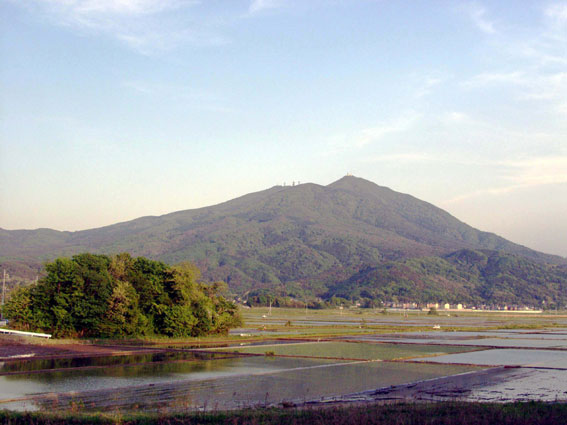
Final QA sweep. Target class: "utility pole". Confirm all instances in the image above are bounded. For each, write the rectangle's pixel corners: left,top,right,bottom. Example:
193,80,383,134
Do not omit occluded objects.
1,269,5,320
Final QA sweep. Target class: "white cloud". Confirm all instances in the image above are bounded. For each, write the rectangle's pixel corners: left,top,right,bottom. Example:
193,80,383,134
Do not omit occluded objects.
467,4,497,34
463,71,526,87
557,102,567,115
12,0,227,53
33,0,189,17
506,4,567,67
415,77,442,98
122,80,223,102
122,80,235,112
463,69,567,116
53,0,186,15
122,80,154,94
500,156,567,185
519,72,567,99
443,155,567,204
545,3,567,30
443,185,530,204
361,153,437,164
517,44,567,66
444,111,470,123
249,0,283,15
456,2,567,122
356,112,420,148
323,111,420,157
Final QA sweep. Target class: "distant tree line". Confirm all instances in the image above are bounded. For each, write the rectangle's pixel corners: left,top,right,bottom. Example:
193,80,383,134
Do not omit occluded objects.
245,288,373,309
4,253,242,338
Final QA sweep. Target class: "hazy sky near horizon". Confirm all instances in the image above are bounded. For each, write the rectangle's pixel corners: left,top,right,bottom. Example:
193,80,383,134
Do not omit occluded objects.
1,0,566,257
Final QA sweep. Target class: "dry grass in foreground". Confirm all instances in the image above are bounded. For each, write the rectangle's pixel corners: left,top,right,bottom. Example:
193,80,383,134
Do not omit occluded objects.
2,401,567,425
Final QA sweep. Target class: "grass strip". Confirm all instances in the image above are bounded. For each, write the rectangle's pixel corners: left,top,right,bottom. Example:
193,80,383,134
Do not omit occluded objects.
2,401,566,425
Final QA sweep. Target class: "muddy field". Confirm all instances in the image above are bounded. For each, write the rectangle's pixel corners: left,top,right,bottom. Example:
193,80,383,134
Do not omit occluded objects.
0,337,165,361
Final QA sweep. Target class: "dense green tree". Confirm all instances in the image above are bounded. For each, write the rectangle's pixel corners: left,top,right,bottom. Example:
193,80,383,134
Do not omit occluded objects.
98,280,147,337
69,254,113,336
4,253,242,338
3,286,34,330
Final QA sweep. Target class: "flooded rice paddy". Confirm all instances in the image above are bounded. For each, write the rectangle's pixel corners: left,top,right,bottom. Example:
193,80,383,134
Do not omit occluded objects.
0,351,230,375
0,358,477,412
1,311,566,412
415,348,567,367
350,330,567,349
215,341,480,360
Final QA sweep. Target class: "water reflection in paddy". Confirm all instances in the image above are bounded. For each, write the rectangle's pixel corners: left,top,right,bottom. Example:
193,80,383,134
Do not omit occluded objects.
0,359,478,412
0,351,229,375
0,356,338,406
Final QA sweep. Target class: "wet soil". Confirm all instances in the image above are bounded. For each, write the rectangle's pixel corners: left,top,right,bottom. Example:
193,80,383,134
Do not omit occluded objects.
0,336,162,362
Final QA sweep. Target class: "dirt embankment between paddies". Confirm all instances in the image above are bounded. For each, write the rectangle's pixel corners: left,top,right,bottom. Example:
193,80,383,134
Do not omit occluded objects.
0,335,164,362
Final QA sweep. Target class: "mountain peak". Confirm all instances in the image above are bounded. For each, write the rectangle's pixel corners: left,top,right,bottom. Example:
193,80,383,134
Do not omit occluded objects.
327,175,390,195
329,174,362,183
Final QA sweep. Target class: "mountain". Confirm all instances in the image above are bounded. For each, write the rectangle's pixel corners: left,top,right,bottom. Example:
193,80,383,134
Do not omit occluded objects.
1,176,565,305
327,249,567,307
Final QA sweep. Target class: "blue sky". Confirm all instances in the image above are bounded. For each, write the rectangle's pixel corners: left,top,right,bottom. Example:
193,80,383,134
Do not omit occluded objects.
1,0,566,257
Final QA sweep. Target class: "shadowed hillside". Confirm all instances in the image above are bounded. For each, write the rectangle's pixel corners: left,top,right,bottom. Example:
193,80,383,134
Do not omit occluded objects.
327,249,567,307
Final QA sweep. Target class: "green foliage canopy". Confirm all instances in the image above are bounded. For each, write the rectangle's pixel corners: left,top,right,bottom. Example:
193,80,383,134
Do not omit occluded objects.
4,253,242,338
